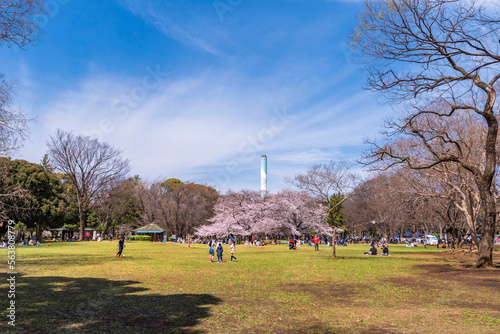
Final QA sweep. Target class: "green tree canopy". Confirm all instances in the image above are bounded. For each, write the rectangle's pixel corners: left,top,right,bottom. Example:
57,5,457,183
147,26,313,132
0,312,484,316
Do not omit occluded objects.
0,158,68,240
326,193,346,231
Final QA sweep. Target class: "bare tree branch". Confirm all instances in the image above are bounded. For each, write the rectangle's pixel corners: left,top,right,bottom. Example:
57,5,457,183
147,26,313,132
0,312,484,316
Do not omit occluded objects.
47,129,130,241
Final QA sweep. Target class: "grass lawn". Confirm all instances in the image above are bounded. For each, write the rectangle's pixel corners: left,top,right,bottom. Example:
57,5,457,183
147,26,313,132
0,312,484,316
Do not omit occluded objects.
1,241,499,333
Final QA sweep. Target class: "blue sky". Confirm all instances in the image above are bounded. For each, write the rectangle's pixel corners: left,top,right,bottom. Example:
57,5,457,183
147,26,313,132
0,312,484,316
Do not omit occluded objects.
1,0,391,193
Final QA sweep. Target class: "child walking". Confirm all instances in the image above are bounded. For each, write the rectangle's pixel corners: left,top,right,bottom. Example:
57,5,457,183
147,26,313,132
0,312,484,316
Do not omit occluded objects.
208,238,215,262
216,241,223,262
230,240,237,262
116,236,125,257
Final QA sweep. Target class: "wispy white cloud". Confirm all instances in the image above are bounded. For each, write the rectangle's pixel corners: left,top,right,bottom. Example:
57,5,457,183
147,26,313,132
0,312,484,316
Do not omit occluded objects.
273,149,340,164
9,0,392,193
17,64,386,192
117,0,223,54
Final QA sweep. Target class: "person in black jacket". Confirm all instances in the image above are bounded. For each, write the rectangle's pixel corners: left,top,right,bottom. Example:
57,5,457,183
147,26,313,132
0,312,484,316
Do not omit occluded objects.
116,236,125,257
381,244,389,256
364,245,378,255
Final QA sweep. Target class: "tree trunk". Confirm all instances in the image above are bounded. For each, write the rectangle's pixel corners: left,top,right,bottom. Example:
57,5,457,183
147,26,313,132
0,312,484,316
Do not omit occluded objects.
36,224,41,242
472,104,497,267
474,183,496,267
332,228,337,259
187,233,191,248
470,230,479,252
78,209,86,241
458,234,465,249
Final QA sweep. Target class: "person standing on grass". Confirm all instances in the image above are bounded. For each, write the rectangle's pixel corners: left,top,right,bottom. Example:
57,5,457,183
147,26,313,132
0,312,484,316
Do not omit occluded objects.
230,240,237,262
116,236,125,257
312,235,320,251
216,241,224,262
208,238,215,262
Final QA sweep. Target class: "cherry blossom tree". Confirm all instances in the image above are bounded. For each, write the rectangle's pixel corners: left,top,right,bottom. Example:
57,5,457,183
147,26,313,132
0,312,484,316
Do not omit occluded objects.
196,189,331,239
195,190,258,237
252,189,330,237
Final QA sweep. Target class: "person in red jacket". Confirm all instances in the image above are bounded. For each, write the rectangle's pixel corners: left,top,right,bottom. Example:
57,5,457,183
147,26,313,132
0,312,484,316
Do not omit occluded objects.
312,235,320,251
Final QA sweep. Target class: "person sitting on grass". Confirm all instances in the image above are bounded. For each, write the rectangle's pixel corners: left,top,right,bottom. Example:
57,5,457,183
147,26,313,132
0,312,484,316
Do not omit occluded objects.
364,245,378,255
381,244,389,256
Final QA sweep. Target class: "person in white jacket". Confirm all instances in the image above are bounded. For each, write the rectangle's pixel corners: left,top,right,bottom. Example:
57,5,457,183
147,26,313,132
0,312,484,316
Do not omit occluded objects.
230,240,238,262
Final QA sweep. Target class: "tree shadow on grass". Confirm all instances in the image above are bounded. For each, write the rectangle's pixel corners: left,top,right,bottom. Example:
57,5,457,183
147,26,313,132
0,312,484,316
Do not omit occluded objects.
415,264,500,291
17,255,116,268
0,275,220,334
250,323,404,334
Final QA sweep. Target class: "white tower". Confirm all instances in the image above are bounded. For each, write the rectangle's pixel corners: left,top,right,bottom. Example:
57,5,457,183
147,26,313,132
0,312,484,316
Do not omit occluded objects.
261,154,267,198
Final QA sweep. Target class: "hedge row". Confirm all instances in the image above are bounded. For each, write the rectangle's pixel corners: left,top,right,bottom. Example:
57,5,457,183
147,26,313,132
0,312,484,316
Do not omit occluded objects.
129,235,152,241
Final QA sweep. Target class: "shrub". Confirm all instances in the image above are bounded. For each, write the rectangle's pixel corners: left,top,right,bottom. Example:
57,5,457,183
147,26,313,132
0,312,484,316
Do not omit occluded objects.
129,235,151,241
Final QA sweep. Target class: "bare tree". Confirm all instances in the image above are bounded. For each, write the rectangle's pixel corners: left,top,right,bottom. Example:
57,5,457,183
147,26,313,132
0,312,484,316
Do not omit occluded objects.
0,1,47,230
285,160,358,258
0,0,47,48
0,77,29,156
137,178,219,240
344,169,423,239
47,129,130,241
404,165,473,244
0,0,48,156
92,176,143,234
160,181,219,240
353,0,500,267
0,0,47,155
376,114,485,246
